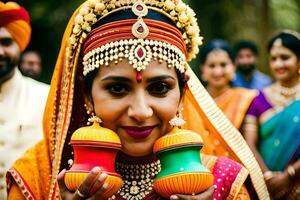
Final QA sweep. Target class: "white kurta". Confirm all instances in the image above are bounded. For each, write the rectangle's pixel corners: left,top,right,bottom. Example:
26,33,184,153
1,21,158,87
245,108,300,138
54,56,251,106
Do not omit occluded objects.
0,68,49,198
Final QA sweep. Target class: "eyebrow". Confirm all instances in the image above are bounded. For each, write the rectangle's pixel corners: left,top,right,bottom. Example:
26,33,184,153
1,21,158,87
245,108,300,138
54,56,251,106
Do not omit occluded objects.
100,75,175,83
101,76,132,82
146,75,175,83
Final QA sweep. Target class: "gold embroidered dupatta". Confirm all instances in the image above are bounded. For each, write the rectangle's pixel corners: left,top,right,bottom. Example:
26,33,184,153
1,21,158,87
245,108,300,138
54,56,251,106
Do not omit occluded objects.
7,5,269,200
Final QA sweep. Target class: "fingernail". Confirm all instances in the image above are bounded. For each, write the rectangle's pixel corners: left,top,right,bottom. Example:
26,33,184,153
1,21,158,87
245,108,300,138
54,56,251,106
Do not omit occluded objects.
214,184,217,189
170,195,179,200
91,166,101,174
98,173,107,182
102,183,108,190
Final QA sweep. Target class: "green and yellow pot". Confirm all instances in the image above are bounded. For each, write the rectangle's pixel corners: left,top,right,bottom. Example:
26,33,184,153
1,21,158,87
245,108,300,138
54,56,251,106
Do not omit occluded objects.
153,127,214,198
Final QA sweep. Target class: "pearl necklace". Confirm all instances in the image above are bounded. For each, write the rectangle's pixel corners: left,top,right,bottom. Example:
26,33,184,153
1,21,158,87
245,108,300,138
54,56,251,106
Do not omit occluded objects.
276,82,300,96
109,160,161,200
270,82,300,109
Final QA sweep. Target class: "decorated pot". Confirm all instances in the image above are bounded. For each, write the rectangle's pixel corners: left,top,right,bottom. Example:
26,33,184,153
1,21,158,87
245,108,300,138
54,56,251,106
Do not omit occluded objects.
153,127,214,198
64,120,123,198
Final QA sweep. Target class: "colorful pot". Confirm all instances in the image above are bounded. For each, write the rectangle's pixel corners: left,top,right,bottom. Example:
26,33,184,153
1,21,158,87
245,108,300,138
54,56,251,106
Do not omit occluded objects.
64,121,123,198
153,127,214,198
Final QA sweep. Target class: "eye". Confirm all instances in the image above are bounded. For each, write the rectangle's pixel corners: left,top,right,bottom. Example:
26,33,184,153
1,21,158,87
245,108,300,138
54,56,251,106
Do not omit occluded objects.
106,83,130,96
270,56,275,61
281,54,290,60
220,62,227,68
0,38,13,47
208,64,215,68
147,82,171,96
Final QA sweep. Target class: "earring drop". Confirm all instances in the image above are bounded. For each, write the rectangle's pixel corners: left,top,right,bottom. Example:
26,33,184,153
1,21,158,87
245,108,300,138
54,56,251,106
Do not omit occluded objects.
169,108,186,127
169,116,186,127
88,115,102,124
84,103,102,125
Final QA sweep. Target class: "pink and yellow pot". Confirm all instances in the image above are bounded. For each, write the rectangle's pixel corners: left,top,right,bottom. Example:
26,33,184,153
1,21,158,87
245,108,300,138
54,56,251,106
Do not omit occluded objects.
64,121,123,198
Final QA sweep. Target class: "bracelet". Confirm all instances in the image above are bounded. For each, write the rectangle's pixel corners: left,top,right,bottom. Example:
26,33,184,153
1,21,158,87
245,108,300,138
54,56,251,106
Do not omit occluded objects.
287,165,296,178
263,171,273,181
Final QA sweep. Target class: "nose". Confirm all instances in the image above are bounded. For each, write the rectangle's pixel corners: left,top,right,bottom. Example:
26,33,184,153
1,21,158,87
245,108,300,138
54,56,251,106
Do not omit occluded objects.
272,58,283,68
128,92,153,122
213,66,224,76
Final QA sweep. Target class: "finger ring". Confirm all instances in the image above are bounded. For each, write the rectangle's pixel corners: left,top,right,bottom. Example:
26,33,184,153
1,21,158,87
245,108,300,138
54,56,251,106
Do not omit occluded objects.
77,190,87,199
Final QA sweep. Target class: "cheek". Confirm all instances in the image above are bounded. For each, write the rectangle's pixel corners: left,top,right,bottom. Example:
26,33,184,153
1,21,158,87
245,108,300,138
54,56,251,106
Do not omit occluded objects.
154,91,180,125
202,67,211,77
225,66,235,76
287,59,299,71
7,45,20,60
91,87,125,129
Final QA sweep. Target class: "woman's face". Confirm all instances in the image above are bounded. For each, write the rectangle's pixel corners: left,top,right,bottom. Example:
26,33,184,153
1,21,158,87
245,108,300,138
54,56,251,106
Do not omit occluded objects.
201,50,235,89
90,60,180,157
269,44,300,83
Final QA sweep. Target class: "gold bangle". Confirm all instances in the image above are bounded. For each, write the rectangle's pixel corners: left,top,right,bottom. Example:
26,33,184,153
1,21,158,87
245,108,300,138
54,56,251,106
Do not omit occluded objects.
287,165,296,178
263,171,273,181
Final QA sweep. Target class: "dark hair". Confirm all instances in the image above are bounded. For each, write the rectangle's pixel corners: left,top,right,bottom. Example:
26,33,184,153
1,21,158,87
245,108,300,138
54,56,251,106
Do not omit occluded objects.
267,31,300,59
199,39,235,65
234,40,258,55
20,50,42,63
84,67,187,98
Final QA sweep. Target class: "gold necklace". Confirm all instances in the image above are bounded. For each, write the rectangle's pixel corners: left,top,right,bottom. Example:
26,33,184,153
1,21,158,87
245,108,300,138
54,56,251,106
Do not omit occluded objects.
109,160,161,200
276,82,300,96
269,82,300,109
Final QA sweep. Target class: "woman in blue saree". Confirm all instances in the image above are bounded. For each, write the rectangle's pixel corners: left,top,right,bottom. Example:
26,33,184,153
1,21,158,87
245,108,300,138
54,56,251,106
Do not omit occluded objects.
243,31,300,199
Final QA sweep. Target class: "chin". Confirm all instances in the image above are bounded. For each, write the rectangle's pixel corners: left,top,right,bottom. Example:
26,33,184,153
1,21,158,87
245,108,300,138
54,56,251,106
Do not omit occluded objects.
275,74,289,82
122,145,153,157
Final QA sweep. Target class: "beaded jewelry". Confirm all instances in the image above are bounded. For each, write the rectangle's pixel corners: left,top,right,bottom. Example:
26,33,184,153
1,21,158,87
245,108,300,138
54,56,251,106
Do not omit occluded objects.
109,160,161,200
67,0,203,77
169,108,186,127
82,1,187,76
83,38,186,75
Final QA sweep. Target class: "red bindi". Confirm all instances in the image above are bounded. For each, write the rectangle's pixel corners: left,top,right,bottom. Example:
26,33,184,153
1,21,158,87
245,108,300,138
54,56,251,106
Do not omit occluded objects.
136,71,142,83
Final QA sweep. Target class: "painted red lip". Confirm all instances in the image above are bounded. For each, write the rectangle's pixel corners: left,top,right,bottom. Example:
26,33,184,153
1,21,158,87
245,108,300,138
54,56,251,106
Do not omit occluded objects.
275,68,286,75
122,126,156,139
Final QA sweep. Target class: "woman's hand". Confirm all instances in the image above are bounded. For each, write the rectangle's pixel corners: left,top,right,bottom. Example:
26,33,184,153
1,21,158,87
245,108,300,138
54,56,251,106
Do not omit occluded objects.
57,167,109,200
169,185,215,200
266,171,291,199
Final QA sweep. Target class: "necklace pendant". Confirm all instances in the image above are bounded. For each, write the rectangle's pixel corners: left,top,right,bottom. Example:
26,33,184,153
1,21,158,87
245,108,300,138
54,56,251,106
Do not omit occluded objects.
130,185,140,195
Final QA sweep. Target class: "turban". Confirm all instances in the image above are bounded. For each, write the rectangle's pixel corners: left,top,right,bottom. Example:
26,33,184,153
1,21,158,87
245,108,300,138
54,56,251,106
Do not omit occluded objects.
0,2,31,51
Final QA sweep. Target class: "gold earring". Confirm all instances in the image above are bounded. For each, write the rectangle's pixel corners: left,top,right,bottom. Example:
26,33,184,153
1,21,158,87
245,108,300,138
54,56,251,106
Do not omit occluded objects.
88,115,102,124
84,103,93,115
84,104,102,125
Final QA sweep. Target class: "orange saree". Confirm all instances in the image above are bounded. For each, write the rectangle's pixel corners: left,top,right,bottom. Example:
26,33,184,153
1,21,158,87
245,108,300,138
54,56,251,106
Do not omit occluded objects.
213,88,257,130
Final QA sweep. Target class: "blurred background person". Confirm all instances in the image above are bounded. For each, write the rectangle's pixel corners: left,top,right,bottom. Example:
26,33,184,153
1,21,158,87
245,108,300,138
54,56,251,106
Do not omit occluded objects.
198,39,257,155
243,31,300,199
0,2,49,198
19,50,42,80
233,40,272,90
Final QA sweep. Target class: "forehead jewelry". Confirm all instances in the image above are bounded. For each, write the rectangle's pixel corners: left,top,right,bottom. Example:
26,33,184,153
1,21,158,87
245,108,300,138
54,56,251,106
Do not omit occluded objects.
82,2,187,78
132,1,149,82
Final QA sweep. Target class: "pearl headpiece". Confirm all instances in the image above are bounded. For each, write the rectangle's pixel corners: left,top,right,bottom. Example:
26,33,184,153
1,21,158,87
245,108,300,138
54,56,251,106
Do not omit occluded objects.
83,39,186,75
82,1,188,76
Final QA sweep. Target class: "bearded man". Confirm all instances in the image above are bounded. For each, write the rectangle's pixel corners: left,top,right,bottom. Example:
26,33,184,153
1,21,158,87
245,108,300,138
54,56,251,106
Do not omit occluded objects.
0,2,49,198
233,40,272,90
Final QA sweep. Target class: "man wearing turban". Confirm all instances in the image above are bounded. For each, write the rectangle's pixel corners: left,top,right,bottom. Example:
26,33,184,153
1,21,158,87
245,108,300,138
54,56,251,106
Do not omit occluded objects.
0,2,49,198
